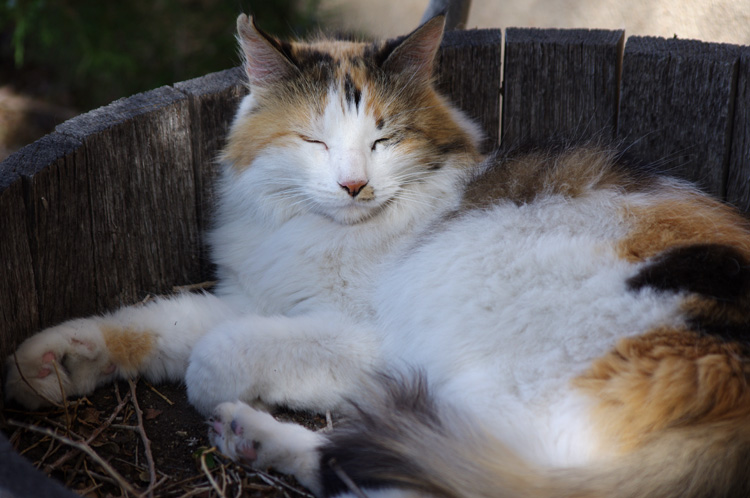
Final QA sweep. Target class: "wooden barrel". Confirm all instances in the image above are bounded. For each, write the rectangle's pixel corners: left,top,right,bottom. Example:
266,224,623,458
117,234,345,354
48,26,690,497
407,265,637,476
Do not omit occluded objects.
3,28,750,365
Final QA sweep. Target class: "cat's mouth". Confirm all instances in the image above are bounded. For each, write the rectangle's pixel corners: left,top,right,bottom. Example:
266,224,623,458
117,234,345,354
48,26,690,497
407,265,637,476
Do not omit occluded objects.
324,193,393,225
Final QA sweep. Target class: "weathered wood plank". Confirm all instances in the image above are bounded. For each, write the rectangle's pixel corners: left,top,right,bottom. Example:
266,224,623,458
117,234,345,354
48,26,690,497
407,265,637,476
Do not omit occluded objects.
726,50,750,212
175,67,247,280
618,37,741,197
0,177,37,368
0,133,89,363
56,86,200,311
437,29,503,151
502,28,624,147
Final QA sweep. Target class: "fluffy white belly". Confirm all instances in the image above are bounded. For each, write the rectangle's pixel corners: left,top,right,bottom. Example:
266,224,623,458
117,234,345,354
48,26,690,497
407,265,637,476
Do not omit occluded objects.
374,196,684,466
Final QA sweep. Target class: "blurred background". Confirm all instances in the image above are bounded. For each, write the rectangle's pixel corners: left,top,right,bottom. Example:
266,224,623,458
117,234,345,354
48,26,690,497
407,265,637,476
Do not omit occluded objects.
1,0,749,161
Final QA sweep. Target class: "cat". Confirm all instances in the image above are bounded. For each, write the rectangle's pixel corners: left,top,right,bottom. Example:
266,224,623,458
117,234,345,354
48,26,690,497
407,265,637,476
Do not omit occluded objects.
6,13,750,497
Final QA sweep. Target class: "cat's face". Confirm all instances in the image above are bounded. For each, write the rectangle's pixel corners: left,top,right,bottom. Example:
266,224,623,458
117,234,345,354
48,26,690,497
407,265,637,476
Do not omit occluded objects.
223,15,482,224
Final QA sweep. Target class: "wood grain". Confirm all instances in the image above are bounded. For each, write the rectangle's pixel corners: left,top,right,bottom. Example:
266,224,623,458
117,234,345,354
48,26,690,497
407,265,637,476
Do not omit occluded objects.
502,28,624,147
175,67,246,280
725,49,750,212
618,36,742,198
437,28,503,151
55,86,200,311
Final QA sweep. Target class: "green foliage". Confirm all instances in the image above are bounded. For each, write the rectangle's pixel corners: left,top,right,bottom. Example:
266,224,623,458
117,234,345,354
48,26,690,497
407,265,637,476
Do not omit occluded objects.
0,0,324,110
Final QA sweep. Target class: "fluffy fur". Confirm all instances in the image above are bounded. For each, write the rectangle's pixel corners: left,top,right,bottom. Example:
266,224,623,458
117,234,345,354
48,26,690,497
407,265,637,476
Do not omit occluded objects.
6,14,750,497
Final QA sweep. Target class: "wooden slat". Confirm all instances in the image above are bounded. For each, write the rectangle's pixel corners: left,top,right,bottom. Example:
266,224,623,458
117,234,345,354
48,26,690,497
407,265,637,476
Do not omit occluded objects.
726,50,750,212
56,86,201,311
175,67,246,280
0,176,38,367
618,37,742,197
0,133,89,363
437,29,503,151
502,28,624,147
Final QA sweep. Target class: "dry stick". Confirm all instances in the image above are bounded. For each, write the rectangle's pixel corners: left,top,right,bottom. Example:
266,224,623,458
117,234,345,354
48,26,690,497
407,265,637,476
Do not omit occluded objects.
128,379,158,498
252,469,314,497
172,280,217,293
7,419,140,496
50,361,72,432
200,448,227,498
327,458,369,498
46,389,132,472
143,380,174,405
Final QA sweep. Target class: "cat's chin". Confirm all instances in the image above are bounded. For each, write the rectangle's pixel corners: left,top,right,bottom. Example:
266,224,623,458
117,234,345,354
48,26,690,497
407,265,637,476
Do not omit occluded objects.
324,200,390,225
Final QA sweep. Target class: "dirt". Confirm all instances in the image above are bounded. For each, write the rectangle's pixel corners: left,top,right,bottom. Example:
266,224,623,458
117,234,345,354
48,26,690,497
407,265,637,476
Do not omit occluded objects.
2,379,325,497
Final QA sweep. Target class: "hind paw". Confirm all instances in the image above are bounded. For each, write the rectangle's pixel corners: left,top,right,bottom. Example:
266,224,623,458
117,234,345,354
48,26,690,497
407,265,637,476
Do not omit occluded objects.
5,319,114,409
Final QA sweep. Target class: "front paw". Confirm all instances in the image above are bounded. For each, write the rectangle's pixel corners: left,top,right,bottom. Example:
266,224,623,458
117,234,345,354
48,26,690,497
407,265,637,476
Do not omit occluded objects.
5,319,114,409
209,401,284,467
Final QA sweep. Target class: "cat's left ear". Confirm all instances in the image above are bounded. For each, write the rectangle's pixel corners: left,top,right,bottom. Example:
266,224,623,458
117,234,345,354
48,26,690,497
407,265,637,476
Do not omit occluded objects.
382,15,445,81
236,14,298,88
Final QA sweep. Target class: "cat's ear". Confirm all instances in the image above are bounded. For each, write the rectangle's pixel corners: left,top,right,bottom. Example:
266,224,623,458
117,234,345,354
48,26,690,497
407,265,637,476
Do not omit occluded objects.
382,15,446,81
236,14,298,88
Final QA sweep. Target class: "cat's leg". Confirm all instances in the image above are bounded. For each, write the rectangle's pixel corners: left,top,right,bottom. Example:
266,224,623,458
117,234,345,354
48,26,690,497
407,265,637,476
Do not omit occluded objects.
185,312,381,414
6,292,237,409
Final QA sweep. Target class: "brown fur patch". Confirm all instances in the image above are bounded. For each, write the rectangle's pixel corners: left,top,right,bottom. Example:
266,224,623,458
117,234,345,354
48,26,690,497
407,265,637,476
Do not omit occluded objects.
462,147,649,209
575,327,750,451
617,194,750,262
101,324,156,372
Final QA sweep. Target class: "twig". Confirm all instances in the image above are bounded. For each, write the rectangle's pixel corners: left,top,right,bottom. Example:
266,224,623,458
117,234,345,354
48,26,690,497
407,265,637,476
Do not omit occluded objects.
252,468,315,497
172,281,217,293
200,447,227,498
7,419,140,496
327,458,369,498
128,379,157,498
325,410,333,432
144,380,175,405
46,389,132,472
50,361,71,432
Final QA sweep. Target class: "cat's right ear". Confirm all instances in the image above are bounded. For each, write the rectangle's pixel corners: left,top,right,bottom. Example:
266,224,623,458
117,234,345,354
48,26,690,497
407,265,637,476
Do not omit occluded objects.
236,14,298,88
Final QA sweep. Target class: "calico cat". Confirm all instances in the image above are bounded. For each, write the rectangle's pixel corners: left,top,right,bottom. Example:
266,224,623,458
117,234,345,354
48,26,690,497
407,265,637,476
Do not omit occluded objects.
6,13,750,497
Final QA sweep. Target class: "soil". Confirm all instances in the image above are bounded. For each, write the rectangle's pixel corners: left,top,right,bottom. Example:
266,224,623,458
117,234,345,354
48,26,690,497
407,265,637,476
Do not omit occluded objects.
2,379,325,497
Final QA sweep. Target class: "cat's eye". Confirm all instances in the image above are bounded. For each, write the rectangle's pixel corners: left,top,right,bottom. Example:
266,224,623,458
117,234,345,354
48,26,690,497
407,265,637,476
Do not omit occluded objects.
371,137,391,151
300,135,328,149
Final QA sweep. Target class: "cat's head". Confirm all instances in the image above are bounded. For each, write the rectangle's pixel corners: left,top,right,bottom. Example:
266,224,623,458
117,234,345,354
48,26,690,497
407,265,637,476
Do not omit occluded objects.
222,14,483,225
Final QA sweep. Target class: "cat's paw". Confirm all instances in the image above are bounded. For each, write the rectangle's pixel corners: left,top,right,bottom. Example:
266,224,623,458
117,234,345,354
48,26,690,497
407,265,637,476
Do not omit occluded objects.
209,401,323,471
209,401,277,465
5,319,114,409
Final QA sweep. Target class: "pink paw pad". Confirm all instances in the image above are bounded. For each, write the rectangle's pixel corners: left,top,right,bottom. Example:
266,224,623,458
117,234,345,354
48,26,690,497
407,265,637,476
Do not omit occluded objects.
238,440,258,462
38,352,56,378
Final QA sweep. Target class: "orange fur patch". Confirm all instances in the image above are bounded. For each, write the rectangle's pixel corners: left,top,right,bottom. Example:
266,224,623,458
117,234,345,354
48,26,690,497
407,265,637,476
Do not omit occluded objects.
101,325,156,372
618,193,750,262
575,327,750,451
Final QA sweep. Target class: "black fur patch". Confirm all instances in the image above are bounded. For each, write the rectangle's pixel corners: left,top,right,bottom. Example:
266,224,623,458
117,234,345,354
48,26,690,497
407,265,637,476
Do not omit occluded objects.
365,36,407,67
293,47,335,70
627,244,750,301
628,243,750,341
344,73,361,110
318,372,443,496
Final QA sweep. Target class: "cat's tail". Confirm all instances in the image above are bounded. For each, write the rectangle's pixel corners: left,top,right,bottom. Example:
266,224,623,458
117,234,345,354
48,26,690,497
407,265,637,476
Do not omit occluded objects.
317,371,750,498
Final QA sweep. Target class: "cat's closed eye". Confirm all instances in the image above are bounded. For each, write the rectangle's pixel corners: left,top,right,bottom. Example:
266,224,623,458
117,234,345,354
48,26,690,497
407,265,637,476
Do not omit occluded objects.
371,137,391,151
300,135,328,150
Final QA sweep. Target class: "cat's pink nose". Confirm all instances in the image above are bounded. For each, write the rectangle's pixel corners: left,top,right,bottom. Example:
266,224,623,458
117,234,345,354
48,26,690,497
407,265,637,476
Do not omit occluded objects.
339,180,368,197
